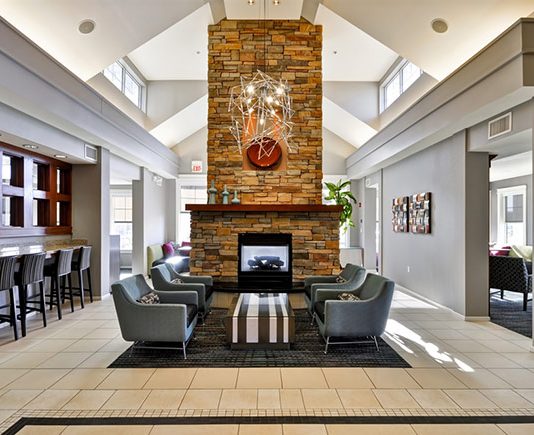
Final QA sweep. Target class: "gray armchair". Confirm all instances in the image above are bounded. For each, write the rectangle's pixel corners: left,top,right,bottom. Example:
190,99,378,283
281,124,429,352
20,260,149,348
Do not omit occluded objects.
151,264,214,321
111,274,198,358
314,273,395,354
304,263,366,316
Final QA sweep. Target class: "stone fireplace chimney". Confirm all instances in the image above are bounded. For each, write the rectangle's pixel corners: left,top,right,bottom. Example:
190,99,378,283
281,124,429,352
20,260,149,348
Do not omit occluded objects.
188,18,341,283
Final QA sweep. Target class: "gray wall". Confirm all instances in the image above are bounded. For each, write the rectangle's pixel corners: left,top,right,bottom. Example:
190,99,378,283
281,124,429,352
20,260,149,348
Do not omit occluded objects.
490,175,532,245
322,128,357,175
323,81,379,129
382,132,489,317
132,168,177,275
171,127,207,174
71,148,111,298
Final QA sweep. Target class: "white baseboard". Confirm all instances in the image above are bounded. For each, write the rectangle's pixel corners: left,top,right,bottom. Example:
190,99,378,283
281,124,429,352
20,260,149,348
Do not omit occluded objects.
394,284,488,322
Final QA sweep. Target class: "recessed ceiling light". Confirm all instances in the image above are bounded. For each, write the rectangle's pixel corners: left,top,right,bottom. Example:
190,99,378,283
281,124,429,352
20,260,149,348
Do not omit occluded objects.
54,154,67,159
78,19,96,35
23,144,38,150
431,18,448,34
333,50,338,55
196,50,201,55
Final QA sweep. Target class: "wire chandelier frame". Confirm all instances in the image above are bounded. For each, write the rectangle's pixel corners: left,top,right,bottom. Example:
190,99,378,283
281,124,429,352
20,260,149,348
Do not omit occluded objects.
228,0,295,159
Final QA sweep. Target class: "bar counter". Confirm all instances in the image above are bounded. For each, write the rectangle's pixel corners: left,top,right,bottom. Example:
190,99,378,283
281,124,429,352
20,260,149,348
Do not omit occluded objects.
0,239,88,258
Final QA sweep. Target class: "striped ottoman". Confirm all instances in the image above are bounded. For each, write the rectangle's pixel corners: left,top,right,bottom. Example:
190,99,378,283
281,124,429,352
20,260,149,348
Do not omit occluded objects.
225,293,295,349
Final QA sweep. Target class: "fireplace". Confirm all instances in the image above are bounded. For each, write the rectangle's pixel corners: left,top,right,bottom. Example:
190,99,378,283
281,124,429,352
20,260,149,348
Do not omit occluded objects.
238,232,292,288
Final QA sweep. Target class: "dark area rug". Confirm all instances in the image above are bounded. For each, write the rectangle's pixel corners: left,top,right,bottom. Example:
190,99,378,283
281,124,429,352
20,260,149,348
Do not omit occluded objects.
490,294,532,338
109,309,410,368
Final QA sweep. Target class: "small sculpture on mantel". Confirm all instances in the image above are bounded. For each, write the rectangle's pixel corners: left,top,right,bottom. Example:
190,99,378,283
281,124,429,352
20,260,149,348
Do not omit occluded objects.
231,189,240,204
208,180,217,204
222,185,230,204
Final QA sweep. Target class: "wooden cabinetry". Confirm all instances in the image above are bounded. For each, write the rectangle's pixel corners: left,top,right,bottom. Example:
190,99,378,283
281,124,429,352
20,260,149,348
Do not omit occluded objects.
0,142,72,237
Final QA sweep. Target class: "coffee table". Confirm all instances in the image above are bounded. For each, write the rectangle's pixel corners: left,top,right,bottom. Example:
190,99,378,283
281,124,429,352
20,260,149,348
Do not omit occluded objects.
225,293,295,349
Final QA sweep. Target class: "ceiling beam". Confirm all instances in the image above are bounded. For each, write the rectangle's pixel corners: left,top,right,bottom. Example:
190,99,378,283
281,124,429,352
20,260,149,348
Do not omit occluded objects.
302,0,321,23
209,0,226,24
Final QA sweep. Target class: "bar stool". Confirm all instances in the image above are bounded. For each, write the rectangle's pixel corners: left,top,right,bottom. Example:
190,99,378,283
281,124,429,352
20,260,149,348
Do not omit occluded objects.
44,249,74,318
16,252,46,337
0,256,19,340
71,246,93,304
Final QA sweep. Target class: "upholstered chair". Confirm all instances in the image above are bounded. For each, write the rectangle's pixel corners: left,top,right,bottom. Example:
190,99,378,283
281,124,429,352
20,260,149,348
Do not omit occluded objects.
151,264,214,321
304,263,366,317
313,273,395,354
111,274,198,359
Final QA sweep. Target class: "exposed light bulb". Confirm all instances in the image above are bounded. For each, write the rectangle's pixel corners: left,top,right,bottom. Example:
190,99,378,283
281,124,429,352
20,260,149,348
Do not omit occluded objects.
246,98,252,104
246,85,255,94
271,109,276,115
266,95,273,103
259,117,265,125
276,87,284,95
248,107,254,113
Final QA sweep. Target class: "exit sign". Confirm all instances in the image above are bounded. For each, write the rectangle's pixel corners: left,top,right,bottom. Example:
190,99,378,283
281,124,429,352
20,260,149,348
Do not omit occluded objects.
191,160,203,173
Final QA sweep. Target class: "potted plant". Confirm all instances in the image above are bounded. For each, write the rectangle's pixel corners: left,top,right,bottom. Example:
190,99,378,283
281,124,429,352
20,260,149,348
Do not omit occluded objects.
324,179,357,233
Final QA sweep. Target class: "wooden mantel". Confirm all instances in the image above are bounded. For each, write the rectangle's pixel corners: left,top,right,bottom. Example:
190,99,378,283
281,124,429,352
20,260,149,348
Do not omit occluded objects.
186,204,343,212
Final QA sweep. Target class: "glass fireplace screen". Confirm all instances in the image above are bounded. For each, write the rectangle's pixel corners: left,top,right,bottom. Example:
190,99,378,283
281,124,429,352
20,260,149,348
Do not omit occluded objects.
240,245,289,272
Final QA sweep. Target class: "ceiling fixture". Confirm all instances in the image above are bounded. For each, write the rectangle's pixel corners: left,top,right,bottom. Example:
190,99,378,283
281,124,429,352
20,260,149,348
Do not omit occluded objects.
431,18,448,34
54,154,67,159
229,0,295,164
22,144,38,150
273,0,280,5
78,19,96,35
248,0,255,5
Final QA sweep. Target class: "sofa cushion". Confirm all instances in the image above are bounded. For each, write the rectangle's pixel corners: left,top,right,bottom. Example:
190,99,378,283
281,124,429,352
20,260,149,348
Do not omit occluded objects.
314,301,326,323
186,304,198,327
138,291,160,305
510,245,533,261
162,242,174,258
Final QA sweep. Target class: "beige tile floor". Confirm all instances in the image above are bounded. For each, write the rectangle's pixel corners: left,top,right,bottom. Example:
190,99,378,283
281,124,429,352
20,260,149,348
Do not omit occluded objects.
0,289,533,434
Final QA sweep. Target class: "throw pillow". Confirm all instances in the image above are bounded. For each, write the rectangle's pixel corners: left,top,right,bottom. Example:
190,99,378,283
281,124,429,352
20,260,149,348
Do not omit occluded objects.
171,278,184,284
510,245,533,261
138,291,160,304
162,242,174,258
337,292,359,301
336,275,347,283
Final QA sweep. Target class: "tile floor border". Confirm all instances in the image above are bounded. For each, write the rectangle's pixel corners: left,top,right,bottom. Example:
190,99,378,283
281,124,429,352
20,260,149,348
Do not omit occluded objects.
6,413,534,434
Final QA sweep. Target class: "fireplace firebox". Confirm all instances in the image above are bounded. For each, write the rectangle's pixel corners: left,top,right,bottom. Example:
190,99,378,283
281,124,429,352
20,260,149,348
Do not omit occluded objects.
238,233,292,288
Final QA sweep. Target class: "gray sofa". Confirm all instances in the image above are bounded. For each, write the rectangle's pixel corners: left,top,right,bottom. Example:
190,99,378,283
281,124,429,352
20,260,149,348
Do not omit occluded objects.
151,263,214,321
111,274,198,358
314,273,395,354
304,263,366,316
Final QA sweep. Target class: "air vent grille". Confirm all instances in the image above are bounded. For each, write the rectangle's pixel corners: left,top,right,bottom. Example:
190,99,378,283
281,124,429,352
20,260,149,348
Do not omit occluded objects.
84,144,98,162
488,112,512,140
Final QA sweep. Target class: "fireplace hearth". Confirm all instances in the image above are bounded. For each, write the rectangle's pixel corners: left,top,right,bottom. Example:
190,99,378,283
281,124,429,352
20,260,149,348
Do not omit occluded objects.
238,233,292,288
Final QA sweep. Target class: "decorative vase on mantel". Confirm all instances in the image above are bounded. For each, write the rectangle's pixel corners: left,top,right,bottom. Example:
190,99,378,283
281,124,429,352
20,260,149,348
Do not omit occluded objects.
222,185,230,204
208,180,217,204
231,189,240,204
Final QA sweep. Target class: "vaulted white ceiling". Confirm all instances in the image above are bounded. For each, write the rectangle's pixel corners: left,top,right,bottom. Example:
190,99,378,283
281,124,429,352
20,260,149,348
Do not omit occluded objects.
1,0,532,162
315,4,398,81
128,3,213,81
323,0,534,81
0,0,207,81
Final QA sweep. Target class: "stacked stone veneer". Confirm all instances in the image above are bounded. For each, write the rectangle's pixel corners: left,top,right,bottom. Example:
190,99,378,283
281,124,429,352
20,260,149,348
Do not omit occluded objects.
207,19,322,204
190,19,340,282
190,211,340,281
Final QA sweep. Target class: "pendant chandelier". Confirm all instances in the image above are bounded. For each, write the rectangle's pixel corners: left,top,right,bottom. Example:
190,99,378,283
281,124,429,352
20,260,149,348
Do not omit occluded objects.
228,0,295,161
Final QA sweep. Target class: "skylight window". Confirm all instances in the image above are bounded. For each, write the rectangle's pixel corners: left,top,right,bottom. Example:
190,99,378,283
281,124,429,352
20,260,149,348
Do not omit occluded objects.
103,61,144,110
381,60,422,112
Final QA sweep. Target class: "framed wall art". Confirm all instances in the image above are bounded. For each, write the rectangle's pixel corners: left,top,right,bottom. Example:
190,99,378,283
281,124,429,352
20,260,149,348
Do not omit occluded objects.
409,192,431,234
392,196,409,232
